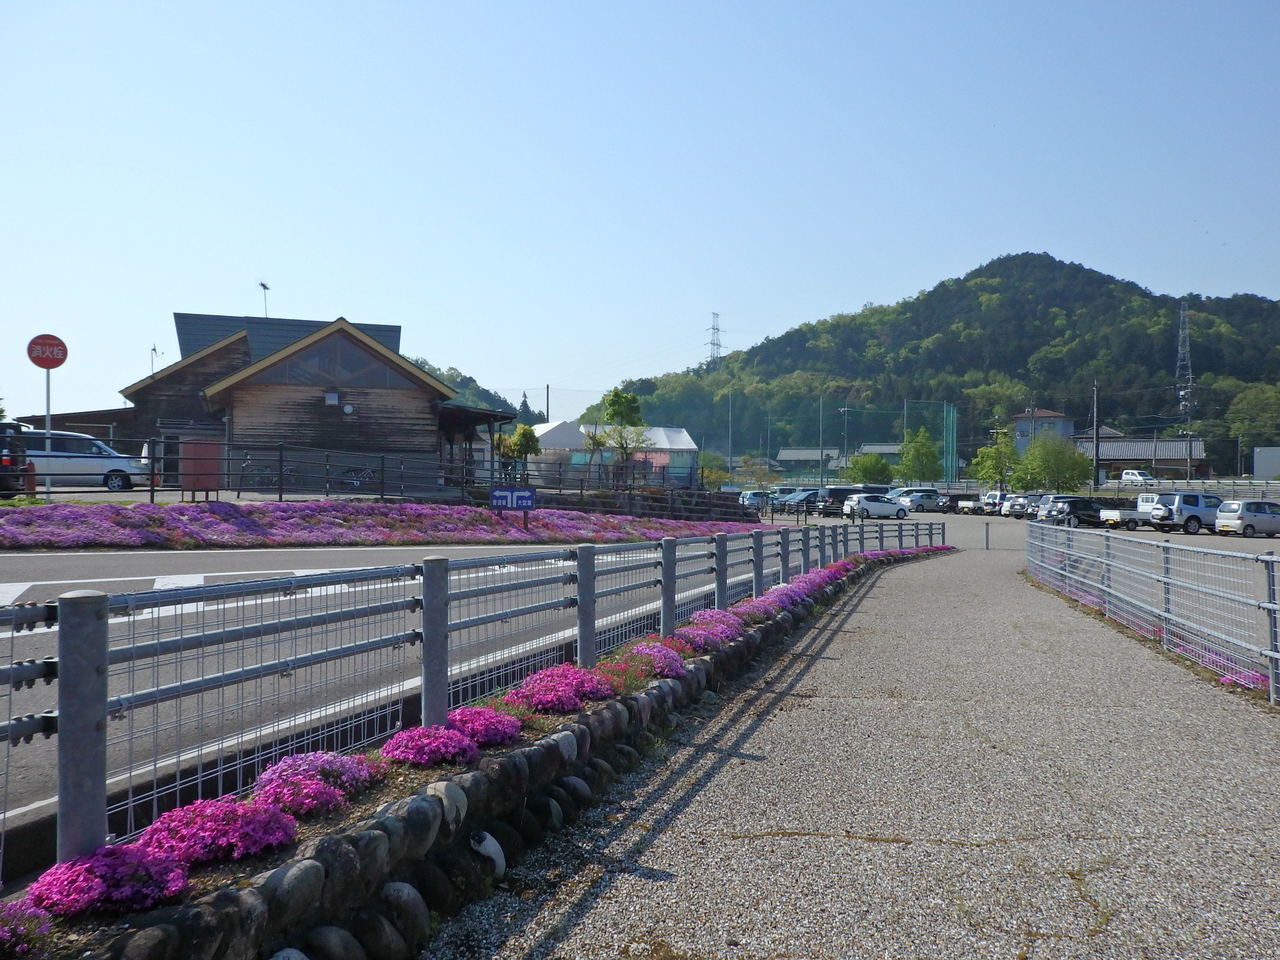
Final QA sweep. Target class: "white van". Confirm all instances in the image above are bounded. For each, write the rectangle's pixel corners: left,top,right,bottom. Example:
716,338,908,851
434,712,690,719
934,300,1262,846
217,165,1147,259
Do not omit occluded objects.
21,428,150,491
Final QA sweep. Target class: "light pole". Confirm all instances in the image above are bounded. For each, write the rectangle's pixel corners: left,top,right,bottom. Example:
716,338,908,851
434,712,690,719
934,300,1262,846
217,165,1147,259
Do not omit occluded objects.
839,407,853,468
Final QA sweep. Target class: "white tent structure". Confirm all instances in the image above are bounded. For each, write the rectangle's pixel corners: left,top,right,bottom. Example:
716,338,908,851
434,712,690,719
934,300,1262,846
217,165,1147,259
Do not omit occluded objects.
531,420,699,488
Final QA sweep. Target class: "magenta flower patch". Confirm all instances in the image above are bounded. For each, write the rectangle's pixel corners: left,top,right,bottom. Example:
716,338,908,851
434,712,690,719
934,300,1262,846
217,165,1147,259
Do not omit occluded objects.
137,798,296,863
382,725,480,766
27,844,189,915
447,706,523,747
503,662,615,713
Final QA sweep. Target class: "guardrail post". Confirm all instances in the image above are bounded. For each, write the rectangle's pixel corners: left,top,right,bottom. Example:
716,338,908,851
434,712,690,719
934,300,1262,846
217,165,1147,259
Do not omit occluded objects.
779,528,792,582
1160,540,1173,649
896,523,904,550
420,557,450,726
817,526,830,568
1263,553,1279,706
660,538,677,636
57,590,109,862
276,442,286,502
1101,534,1113,616
913,523,920,548
714,534,729,610
800,527,812,574
752,530,765,597
576,544,598,667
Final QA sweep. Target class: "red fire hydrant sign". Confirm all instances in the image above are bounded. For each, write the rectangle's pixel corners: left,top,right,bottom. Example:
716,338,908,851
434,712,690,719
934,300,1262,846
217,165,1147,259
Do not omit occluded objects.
28,334,68,369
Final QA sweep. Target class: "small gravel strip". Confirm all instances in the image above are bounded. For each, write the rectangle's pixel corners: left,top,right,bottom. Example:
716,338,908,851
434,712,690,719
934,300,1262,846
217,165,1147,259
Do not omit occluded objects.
426,520,1280,959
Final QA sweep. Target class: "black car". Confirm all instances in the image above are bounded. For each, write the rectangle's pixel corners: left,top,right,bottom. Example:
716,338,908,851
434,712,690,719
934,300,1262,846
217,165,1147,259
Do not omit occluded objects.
1052,497,1107,528
817,485,859,517
0,422,27,496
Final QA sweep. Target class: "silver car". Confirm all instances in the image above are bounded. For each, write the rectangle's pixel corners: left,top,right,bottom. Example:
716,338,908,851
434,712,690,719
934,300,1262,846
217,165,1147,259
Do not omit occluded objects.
1215,500,1280,538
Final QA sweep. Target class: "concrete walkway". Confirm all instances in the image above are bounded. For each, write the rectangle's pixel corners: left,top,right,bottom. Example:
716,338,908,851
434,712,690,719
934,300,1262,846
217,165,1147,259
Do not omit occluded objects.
428,519,1280,959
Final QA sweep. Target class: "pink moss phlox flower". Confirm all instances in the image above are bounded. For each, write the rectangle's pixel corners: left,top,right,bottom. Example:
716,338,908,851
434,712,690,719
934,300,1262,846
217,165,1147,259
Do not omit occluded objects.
27,843,189,915
137,797,296,864
502,662,615,713
447,706,523,746
251,751,387,816
382,725,480,766
627,641,687,678
0,897,51,955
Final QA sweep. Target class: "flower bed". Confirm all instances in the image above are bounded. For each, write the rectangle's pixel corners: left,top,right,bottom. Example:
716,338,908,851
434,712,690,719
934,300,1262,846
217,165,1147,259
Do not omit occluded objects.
10,545,954,958
0,500,776,551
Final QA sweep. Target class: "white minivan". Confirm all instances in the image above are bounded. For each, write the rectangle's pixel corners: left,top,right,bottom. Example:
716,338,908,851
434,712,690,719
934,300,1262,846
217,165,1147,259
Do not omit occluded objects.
21,428,151,491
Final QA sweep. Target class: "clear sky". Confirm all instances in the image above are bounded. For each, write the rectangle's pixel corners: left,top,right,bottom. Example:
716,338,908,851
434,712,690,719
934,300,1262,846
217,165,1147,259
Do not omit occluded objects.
3,1,1277,425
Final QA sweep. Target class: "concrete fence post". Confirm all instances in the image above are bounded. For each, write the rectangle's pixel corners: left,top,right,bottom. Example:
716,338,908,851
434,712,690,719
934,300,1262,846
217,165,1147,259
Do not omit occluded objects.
817,526,830,568
57,590,109,862
660,537,677,637
714,534,729,610
801,527,812,574
779,528,792,583
576,543,598,667
420,557,450,727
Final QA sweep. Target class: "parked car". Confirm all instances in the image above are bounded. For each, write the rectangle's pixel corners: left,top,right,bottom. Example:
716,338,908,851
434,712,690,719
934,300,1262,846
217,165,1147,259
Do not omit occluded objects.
776,489,820,514
1030,494,1079,520
1004,493,1033,518
1149,491,1223,534
20,428,151,491
1120,469,1157,485
851,494,909,520
980,491,1014,515
738,490,771,509
1215,500,1280,538
898,491,946,512
817,485,859,517
1050,497,1108,527
0,422,28,496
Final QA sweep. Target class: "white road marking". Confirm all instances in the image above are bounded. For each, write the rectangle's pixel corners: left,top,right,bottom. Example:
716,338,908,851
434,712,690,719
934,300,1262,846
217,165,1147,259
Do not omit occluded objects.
151,574,206,590
0,582,33,605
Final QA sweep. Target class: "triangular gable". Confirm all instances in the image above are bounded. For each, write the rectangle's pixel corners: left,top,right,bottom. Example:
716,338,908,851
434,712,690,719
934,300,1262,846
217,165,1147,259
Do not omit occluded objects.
120,330,249,399
202,319,456,404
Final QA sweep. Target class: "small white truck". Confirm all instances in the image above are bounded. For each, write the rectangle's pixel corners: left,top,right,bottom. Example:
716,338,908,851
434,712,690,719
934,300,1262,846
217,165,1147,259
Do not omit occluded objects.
1099,493,1161,530
955,498,983,514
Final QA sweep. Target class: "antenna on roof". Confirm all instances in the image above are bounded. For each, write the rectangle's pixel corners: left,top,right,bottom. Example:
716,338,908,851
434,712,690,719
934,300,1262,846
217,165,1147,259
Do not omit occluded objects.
259,281,270,318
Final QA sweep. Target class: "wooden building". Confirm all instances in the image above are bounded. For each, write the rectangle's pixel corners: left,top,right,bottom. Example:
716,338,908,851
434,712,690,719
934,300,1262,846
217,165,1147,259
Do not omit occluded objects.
114,313,512,484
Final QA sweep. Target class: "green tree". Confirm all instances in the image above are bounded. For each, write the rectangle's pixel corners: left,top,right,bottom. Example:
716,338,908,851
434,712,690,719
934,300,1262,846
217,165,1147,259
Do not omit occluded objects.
698,452,730,490
515,393,545,426
1016,433,1092,491
602,387,644,427
1226,383,1280,447
843,453,894,484
970,431,1019,491
509,424,541,475
894,427,942,483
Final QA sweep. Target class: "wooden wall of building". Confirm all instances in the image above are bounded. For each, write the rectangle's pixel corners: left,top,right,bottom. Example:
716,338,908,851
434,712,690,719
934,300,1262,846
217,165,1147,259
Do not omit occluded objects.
227,384,441,453
128,341,253,428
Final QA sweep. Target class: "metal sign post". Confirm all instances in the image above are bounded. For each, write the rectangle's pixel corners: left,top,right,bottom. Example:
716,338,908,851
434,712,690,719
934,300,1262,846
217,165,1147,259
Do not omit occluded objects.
27,334,67,502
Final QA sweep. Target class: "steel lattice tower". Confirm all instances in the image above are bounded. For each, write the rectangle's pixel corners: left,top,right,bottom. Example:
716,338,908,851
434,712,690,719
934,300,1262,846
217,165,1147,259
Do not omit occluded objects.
706,312,722,367
1175,301,1194,419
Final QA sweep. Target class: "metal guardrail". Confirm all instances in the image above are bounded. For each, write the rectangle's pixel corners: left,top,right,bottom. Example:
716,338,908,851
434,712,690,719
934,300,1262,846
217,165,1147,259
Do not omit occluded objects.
0,521,946,885
1025,523,1279,705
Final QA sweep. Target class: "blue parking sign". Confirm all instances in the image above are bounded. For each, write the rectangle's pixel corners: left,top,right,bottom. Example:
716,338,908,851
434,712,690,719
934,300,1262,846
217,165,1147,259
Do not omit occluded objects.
490,487,536,510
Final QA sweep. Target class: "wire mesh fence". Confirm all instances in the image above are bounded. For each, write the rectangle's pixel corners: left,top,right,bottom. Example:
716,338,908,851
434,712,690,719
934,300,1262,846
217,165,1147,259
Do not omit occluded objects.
1026,523,1278,699
0,519,949,886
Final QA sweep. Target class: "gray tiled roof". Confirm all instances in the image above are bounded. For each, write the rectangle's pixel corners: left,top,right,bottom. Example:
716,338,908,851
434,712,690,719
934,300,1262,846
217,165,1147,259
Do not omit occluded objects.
174,314,402,361
1076,438,1206,459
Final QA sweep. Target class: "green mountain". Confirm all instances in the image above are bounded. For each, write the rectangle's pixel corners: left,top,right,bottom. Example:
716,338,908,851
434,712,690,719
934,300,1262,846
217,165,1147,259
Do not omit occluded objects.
585,253,1280,472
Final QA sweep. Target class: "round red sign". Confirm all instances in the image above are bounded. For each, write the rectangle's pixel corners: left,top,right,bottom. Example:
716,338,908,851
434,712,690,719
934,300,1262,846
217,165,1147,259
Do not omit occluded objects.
27,334,68,370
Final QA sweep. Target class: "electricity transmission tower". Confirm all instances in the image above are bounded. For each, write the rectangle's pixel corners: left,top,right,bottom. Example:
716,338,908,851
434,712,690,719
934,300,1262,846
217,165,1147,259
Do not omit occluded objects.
1175,301,1194,421
706,312,722,368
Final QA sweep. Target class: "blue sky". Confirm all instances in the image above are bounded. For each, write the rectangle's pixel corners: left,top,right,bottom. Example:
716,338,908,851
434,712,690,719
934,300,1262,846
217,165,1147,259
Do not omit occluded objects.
3,1,1277,424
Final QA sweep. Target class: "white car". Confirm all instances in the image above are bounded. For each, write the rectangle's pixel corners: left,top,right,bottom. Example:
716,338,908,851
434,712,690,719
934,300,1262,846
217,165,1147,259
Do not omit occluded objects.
851,494,909,520
1216,500,1280,538
1120,469,1157,485
898,492,945,512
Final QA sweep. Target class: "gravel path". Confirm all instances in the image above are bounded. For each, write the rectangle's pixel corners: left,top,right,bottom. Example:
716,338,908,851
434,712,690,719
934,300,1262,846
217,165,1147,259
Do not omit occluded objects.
426,519,1280,959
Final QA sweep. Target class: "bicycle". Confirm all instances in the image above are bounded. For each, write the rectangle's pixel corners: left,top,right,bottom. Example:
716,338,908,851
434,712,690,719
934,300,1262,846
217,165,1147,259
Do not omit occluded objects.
340,464,381,489
240,458,300,490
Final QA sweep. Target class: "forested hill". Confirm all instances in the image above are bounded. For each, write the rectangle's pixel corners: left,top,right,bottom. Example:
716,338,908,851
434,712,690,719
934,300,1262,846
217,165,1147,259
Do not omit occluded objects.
587,253,1280,463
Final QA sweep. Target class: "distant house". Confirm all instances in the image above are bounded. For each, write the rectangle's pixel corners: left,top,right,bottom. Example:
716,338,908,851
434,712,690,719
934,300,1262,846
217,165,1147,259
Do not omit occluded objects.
1074,435,1210,481
775,448,846,473
1012,408,1075,455
852,442,902,466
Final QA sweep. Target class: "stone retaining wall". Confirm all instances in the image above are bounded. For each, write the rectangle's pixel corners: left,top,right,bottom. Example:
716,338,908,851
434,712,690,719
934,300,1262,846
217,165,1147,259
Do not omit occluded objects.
86,556,910,960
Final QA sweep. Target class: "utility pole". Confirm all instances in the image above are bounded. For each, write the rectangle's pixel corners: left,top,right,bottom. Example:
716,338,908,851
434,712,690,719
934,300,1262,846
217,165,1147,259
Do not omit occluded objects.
1091,380,1100,488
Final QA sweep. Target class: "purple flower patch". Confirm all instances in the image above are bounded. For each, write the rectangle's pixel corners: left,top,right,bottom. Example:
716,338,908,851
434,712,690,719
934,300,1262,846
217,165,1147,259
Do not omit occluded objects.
382,725,480,766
